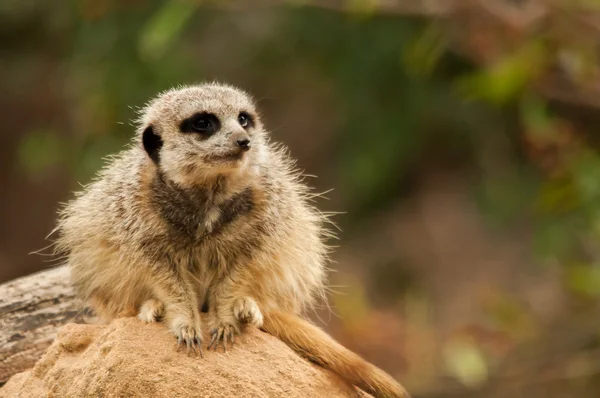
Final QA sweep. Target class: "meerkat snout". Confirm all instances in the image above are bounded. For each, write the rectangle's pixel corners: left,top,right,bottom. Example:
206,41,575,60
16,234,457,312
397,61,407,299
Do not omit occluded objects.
235,134,251,151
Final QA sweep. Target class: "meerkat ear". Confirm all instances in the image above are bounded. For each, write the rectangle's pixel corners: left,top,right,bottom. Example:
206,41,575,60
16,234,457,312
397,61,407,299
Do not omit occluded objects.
142,125,163,164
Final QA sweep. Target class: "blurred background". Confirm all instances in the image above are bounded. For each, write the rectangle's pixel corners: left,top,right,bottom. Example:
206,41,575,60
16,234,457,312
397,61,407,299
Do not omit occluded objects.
3,0,600,396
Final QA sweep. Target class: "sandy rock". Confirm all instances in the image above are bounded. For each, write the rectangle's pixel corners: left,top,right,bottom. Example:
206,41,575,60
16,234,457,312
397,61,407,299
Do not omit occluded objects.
0,317,368,398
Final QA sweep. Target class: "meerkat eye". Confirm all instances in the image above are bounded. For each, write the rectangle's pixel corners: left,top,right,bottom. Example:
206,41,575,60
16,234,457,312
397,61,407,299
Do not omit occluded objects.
180,112,220,136
193,117,211,130
238,112,253,129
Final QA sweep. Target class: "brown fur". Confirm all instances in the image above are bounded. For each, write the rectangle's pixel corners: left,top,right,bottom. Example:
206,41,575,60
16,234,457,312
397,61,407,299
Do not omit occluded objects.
263,311,409,398
53,82,409,397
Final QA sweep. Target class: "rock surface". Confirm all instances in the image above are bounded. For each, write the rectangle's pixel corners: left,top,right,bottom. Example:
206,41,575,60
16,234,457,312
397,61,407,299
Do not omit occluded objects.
0,265,96,384
0,317,369,398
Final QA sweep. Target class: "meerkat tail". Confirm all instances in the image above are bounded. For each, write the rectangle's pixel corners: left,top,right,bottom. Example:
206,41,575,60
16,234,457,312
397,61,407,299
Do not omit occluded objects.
261,311,410,398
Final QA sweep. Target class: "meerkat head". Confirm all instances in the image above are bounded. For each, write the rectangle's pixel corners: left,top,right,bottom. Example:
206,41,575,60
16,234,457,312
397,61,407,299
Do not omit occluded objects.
138,82,266,185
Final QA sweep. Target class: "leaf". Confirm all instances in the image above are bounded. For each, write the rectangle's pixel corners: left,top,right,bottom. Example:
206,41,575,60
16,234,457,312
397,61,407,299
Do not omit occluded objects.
566,264,600,298
535,178,579,215
139,0,198,61
345,0,378,16
402,24,446,78
456,40,548,104
520,94,553,133
443,337,488,388
571,151,600,204
532,219,575,262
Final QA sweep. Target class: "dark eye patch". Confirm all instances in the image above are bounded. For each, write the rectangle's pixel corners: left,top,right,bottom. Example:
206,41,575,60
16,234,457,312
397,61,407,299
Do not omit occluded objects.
180,112,220,136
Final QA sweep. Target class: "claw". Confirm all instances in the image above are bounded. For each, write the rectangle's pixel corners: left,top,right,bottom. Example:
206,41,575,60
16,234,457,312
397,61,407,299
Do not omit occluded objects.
215,328,224,351
191,337,202,357
192,337,202,357
207,324,237,352
186,338,194,355
208,329,218,350
217,330,223,351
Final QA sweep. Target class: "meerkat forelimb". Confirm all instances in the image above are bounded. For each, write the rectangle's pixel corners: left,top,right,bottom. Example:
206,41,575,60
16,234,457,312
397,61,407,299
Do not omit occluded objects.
138,298,165,323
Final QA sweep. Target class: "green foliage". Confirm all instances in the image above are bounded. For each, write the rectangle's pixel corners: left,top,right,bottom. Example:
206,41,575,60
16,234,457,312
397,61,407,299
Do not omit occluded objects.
443,337,489,388
139,0,198,61
10,2,600,277
457,40,548,105
256,9,488,219
475,168,539,228
566,264,600,298
521,94,554,133
402,24,446,78
18,129,64,178
345,0,379,16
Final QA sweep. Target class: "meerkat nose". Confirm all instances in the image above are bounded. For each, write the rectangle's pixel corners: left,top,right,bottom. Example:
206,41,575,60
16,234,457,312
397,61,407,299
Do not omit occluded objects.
236,138,251,151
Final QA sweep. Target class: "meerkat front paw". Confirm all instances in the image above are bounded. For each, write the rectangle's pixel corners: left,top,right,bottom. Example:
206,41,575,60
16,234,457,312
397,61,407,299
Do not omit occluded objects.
170,314,203,357
233,297,263,327
138,298,164,323
207,321,238,352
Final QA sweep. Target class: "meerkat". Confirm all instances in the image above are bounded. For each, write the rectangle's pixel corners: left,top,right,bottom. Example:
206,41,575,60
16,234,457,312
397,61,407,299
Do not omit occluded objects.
53,83,409,398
